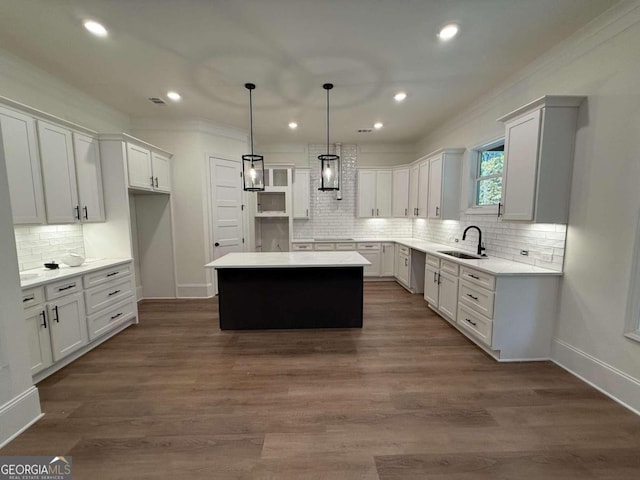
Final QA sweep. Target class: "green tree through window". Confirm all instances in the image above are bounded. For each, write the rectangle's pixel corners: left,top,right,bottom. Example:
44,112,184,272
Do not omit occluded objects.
476,146,504,206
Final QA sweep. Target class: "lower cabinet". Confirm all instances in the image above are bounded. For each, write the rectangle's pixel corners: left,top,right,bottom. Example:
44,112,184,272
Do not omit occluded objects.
24,304,53,375
424,256,458,322
395,246,410,287
438,272,458,321
381,243,395,276
47,292,88,362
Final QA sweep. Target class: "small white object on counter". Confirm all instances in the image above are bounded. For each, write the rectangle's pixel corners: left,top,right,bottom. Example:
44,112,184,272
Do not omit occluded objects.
19,258,133,289
205,252,371,269
61,252,85,267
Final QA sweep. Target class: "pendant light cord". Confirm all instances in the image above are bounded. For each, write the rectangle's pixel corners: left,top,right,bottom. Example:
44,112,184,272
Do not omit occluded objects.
249,88,254,157
326,87,330,155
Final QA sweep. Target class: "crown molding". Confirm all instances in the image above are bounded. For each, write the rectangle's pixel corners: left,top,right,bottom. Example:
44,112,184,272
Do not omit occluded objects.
131,117,248,142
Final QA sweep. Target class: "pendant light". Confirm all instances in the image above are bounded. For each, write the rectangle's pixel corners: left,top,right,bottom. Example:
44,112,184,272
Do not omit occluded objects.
242,83,265,191
318,83,340,191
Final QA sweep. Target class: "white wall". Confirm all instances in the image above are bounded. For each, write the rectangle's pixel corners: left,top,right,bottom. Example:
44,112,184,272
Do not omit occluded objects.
416,0,640,411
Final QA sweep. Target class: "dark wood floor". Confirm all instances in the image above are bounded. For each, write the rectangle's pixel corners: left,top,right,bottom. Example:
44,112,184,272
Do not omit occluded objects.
3,282,640,479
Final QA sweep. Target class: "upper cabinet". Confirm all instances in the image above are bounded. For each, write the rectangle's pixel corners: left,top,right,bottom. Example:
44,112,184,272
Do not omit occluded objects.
498,95,584,223
0,106,46,224
408,163,420,218
73,133,105,222
292,168,311,219
151,152,171,193
426,148,464,220
126,141,172,193
357,169,392,218
392,167,409,217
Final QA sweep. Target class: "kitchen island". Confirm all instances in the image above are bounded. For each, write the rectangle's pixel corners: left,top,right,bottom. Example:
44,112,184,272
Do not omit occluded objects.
205,252,370,330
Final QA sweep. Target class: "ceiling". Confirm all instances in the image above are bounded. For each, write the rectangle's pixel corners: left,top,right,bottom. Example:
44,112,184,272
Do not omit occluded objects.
0,0,617,144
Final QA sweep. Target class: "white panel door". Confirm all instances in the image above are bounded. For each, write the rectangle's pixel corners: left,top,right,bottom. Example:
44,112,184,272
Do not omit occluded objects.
381,243,395,276
428,156,443,218
357,170,376,218
408,163,419,217
48,293,88,362
502,110,542,220
424,265,439,307
375,170,393,217
126,143,153,191
359,250,381,277
417,161,429,218
0,107,46,224
292,169,311,219
438,271,459,321
396,251,410,286
73,133,105,222
210,157,244,259
37,120,79,224
151,152,171,193
24,306,53,375
392,168,409,217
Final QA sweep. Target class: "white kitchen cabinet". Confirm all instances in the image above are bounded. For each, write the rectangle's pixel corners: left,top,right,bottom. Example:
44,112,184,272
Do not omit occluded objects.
438,271,458,321
151,152,171,193
424,265,439,307
417,161,429,218
392,168,409,217
357,169,392,218
292,168,311,219
408,163,419,217
73,133,105,222
24,305,53,375
126,142,154,191
47,292,88,362
424,256,459,322
395,245,410,286
498,96,584,223
37,120,80,224
426,148,464,220
359,250,381,277
0,106,46,224
381,243,395,276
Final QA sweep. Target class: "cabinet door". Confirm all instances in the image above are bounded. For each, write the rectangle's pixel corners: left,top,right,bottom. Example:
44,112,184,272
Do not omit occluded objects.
381,243,395,276
392,168,409,217
48,293,88,362
0,107,46,224
292,169,311,219
396,251,410,286
408,164,420,217
37,120,79,224
359,250,381,277
501,109,542,220
357,170,376,218
428,156,443,218
417,161,429,218
438,271,459,321
424,265,439,307
126,143,153,190
24,306,53,375
375,170,393,217
151,152,171,193
73,133,105,222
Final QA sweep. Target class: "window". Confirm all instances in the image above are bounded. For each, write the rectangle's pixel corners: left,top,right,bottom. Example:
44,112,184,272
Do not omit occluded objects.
475,142,504,206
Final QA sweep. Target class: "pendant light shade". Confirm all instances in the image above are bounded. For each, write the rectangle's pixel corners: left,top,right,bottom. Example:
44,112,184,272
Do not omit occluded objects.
242,83,265,191
318,83,340,191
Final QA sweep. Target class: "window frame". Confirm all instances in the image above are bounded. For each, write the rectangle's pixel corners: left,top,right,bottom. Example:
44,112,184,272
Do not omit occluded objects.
466,137,505,215
625,213,640,343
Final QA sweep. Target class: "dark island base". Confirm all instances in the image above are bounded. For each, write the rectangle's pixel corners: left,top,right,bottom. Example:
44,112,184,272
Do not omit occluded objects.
217,267,364,330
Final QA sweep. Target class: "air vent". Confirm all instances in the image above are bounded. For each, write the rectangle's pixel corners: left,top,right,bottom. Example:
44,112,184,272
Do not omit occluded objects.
357,128,373,133
148,97,166,105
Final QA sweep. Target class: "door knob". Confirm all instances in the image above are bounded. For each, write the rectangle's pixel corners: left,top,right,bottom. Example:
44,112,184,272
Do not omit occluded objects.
214,242,220,247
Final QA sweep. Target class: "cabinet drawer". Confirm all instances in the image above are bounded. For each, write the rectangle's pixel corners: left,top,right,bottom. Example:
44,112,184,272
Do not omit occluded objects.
292,243,313,251
314,243,335,251
440,260,459,276
22,287,45,310
357,242,380,251
45,277,82,301
83,263,132,289
425,254,440,268
87,297,136,341
457,302,493,346
85,277,135,315
336,243,356,251
397,245,410,256
460,266,496,291
459,280,495,319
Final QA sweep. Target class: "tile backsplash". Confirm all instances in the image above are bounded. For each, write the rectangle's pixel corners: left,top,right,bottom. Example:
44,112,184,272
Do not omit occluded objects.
14,224,85,271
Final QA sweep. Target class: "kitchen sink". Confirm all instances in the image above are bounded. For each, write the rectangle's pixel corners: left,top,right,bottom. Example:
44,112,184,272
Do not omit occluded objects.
438,251,487,260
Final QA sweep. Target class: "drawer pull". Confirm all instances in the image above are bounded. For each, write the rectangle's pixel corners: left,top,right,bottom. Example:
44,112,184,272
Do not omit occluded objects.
466,293,479,301
53,305,59,323
106,272,119,277
108,289,121,297
40,310,47,328
110,312,123,320
57,284,76,292
468,274,480,280
23,295,35,303
465,318,477,326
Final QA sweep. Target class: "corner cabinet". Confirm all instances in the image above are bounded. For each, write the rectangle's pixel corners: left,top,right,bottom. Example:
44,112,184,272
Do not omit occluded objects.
392,168,410,217
292,168,311,219
357,169,392,218
126,140,172,193
498,95,585,223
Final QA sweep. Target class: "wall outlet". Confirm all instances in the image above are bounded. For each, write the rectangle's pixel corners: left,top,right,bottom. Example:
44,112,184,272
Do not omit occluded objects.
520,250,529,256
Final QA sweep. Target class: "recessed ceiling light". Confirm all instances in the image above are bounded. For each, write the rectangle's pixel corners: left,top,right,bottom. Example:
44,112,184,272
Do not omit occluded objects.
374,122,384,130
438,23,459,41
288,122,298,130
167,91,181,101
394,92,407,102
83,20,108,37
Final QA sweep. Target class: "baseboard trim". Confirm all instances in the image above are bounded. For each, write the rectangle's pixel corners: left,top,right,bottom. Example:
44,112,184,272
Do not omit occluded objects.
0,386,42,448
552,338,640,416
177,283,213,298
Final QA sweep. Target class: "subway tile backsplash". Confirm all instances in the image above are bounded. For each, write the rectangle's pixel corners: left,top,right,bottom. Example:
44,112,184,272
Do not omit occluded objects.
14,224,85,271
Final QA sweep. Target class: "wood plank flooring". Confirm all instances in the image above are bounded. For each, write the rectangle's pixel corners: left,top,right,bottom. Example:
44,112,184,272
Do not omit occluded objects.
2,282,640,479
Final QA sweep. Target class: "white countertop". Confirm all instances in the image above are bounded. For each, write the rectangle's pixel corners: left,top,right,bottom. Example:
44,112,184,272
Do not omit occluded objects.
20,258,133,289
205,252,371,269
293,237,561,276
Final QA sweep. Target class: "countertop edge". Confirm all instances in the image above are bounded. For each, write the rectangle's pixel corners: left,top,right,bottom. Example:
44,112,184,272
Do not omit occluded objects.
20,258,133,289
